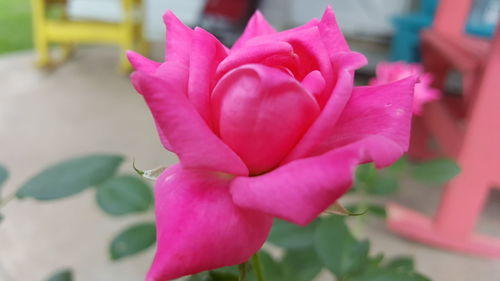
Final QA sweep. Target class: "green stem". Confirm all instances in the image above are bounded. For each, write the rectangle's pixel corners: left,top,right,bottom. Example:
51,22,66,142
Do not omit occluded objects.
238,262,248,281
251,253,266,281
355,164,378,236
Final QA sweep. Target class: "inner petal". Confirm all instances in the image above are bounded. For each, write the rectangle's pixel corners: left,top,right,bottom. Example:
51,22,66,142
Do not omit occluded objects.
212,64,320,175
302,70,326,99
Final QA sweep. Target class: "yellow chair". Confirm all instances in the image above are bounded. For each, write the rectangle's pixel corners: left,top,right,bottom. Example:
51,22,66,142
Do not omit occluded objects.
31,0,148,72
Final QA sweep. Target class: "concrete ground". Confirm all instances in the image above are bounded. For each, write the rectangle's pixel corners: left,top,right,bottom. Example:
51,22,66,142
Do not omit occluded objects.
0,47,499,281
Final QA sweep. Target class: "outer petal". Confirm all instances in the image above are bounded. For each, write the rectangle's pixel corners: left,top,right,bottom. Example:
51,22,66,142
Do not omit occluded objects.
232,11,276,50
127,51,173,150
231,138,388,225
318,6,350,55
312,76,418,167
131,68,249,176
283,52,367,163
188,27,228,126
212,64,320,175
163,10,194,64
127,51,161,74
147,166,273,281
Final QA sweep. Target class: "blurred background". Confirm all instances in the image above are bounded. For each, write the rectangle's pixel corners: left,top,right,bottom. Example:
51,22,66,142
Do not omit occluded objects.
1,0,499,280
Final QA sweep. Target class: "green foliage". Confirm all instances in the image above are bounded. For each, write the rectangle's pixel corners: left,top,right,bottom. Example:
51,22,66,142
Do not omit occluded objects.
366,175,398,195
0,165,8,190
314,216,369,278
387,157,408,175
96,175,153,216
366,204,387,218
410,158,461,184
347,204,387,218
16,154,124,200
354,157,460,198
313,216,431,281
44,269,72,281
355,163,400,196
110,222,156,260
188,271,239,281
267,219,318,249
250,251,285,281
189,214,432,281
349,254,431,281
281,247,323,281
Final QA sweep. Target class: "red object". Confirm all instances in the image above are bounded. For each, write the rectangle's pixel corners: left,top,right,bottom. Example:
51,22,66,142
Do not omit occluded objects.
388,0,500,258
203,0,250,22
198,0,260,46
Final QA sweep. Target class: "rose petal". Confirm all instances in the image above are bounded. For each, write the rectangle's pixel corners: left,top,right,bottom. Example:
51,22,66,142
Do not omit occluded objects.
163,10,194,64
131,68,248,176
312,76,418,167
318,6,350,55
147,166,273,281
283,52,367,162
212,64,320,175
244,27,333,83
370,62,440,115
302,70,326,98
127,51,161,74
231,138,389,225
217,41,295,79
188,27,228,126
127,52,173,150
413,74,440,114
232,11,276,50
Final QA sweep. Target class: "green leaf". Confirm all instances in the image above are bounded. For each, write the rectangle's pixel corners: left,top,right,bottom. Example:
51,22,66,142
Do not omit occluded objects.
249,251,286,281
282,247,323,281
208,271,238,281
314,216,369,278
366,175,399,196
188,273,209,281
188,271,239,281
387,256,414,271
367,204,387,218
213,266,239,276
0,165,8,190
267,219,318,249
110,222,156,260
410,158,460,184
355,163,376,185
326,202,366,216
45,269,72,281
96,175,153,216
16,154,124,200
351,266,429,281
388,157,407,176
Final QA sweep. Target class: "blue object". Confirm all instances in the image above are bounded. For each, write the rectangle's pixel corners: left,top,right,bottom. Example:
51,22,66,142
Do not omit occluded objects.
465,0,499,38
390,0,438,62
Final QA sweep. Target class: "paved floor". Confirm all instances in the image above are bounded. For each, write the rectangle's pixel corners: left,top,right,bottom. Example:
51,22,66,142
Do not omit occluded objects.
0,47,499,281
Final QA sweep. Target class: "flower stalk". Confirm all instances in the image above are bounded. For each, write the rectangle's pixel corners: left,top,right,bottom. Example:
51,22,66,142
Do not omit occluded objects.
238,262,248,281
251,252,266,281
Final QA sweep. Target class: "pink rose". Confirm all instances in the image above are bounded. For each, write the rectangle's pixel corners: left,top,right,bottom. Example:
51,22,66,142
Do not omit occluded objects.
370,61,441,115
128,7,416,281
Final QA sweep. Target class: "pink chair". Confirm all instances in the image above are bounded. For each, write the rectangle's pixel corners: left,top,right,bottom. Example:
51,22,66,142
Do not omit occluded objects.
408,0,493,159
387,0,500,258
